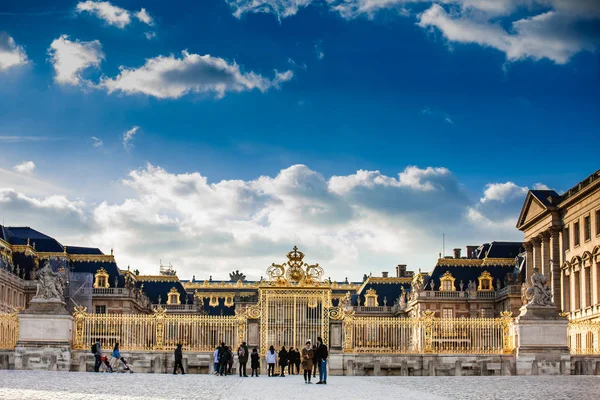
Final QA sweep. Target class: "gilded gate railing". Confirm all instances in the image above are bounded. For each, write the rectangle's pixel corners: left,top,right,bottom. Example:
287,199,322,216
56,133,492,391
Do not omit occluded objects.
0,312,18,349
568,320,600,355
342,310,514,355
72,306,242,352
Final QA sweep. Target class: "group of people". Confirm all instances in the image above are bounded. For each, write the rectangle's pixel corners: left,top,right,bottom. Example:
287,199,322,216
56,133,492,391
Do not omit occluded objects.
214,337,329,384
92,340,133,373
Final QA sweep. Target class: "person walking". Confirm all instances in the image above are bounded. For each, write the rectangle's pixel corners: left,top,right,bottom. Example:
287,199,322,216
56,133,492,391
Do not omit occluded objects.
93,339,102,373
112,343,131,372
250,348,260,377
311,344,318,378
301,340,314,384
278,345,288,377
315,337,328,384
218,342,229,376
238,342,249,377
213,346,220,375
287,348,295,375
294,348,301,375
227,346,234,375
173,343,185,375
266,345,277,377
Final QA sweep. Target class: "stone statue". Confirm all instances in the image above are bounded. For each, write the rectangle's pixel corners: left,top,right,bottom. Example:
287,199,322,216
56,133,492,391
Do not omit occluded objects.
496,279,502,289
32,261,65,302
467,280,476,291
229,270,246,282
459,280,464,291
399,288,406,310
340,291,352,310
430,281,435,291
524,268,553,306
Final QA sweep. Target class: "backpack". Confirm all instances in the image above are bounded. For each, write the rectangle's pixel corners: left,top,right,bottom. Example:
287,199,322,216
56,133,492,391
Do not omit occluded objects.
91,343,97,354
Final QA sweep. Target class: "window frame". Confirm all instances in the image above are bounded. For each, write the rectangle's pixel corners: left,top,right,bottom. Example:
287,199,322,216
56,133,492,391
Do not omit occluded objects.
574,220,581,247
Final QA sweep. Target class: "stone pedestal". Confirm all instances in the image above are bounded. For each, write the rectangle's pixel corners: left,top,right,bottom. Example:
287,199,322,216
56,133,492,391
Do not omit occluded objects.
15,299,73,371
514,304,570,376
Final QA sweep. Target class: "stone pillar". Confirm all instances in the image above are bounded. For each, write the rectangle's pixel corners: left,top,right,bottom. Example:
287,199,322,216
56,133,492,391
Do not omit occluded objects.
570,269,577,312
540,231,551,276
524,241,534,282
532,237,542,274
550,228,562,311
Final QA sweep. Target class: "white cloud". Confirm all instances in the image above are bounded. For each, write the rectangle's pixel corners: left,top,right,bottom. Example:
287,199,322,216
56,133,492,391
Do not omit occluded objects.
144,31,157,40
225,1,599,64
0,162,536,279
91,136,103,147
48,35,105,85
0,32,28,71
101,51,293,99
76,1,132,28
12,161,36,175
135,8,154,25
122,126,139,149
314,41,324,60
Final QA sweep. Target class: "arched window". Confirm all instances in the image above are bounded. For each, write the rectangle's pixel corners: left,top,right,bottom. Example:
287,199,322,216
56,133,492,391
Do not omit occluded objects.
93,268,110,288
364,288,379,307
440,271,456,291
167,287,181,305
477,271,494,291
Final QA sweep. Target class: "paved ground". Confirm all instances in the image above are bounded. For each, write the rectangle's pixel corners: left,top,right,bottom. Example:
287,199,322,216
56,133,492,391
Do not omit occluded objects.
0,371,599,400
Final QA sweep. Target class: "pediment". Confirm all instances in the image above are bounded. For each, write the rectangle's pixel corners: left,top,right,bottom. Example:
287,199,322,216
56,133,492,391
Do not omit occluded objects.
517,193,548,229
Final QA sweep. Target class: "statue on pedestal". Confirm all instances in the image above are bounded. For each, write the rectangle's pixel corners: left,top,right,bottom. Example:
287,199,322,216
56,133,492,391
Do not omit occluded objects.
32,261,65,302
524,268,553,306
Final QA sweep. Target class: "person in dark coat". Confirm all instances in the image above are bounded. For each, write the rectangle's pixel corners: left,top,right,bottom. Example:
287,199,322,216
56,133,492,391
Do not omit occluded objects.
173,343,185,375
315,337,328,384
311,344,318,377
250,348,260,377
238,342,249,377
278,345,288,377
294,348,301,375
287,348,295,375
227,346,234,374
93,339,102,373
218,342,229,376
301,340,314,384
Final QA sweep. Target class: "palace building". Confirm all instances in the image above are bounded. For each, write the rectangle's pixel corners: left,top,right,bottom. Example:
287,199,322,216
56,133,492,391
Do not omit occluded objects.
517,169,600,322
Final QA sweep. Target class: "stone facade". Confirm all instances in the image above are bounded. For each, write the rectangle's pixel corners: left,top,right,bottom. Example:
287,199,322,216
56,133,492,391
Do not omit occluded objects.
517,170,600,321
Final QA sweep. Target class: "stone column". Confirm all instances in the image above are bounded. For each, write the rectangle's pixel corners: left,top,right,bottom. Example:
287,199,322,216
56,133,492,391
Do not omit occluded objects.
524,241,534,282
532,237,542,273
570,269,577,312
540,231,551,276
550,228,562,311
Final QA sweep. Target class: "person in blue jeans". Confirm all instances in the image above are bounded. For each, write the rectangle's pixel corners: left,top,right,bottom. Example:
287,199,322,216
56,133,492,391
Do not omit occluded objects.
315,336,328,384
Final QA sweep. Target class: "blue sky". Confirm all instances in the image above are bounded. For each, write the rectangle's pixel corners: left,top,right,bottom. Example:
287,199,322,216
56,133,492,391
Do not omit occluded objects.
0,0,599,280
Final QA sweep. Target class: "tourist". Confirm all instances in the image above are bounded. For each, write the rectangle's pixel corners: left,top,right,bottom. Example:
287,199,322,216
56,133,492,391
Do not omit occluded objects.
266,345,277,377
278,345,288,377
294,348,301,374
112,343,132,372
250,348,260,377
218,342,229,376
227,346,234,375
311,344,318,378
92,339,102,373
101,355,114,373
315,337,328,384
173,343,185,375
287,347,295,375
213,346,220,375
301,340,314,384
238,341,249,377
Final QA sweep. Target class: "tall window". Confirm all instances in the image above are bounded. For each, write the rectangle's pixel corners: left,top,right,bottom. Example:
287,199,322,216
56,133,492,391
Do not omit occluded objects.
574,221,580,247
584,215,591,241
596,210,600,236
95,305,106,314
586,267,592,308
564,226,570,251
442,308,453,318
480,308,493,318
442,280,453,291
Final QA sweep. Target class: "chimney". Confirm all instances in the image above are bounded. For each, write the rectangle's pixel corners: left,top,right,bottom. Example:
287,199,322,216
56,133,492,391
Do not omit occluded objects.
396,264,407,277
466,246,478,259
453,248,461,259
382,271,389,278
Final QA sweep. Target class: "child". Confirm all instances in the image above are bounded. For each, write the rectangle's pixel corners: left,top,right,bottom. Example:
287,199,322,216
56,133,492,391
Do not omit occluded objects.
250,348,260,377
101,355,113,373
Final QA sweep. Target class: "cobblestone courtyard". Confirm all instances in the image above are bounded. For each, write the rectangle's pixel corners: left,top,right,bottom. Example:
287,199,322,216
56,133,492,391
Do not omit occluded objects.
0,371,599,400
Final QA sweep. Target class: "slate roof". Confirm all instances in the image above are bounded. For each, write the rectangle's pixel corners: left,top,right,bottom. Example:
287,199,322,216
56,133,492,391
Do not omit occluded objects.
65,246,104,255
529,190,560,208
3,226,64,252
426,263,517,291
475,242,523,259
354,281,411,306
135,280,188,305
70,260,123,287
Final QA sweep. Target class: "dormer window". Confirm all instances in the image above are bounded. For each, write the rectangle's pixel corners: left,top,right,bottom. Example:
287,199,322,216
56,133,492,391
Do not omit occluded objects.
224,295,234,307
167,287,181,305
93,268,110,288
477,271,494,291
364,288,379,307
209,296,219,307
439,271,456,291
